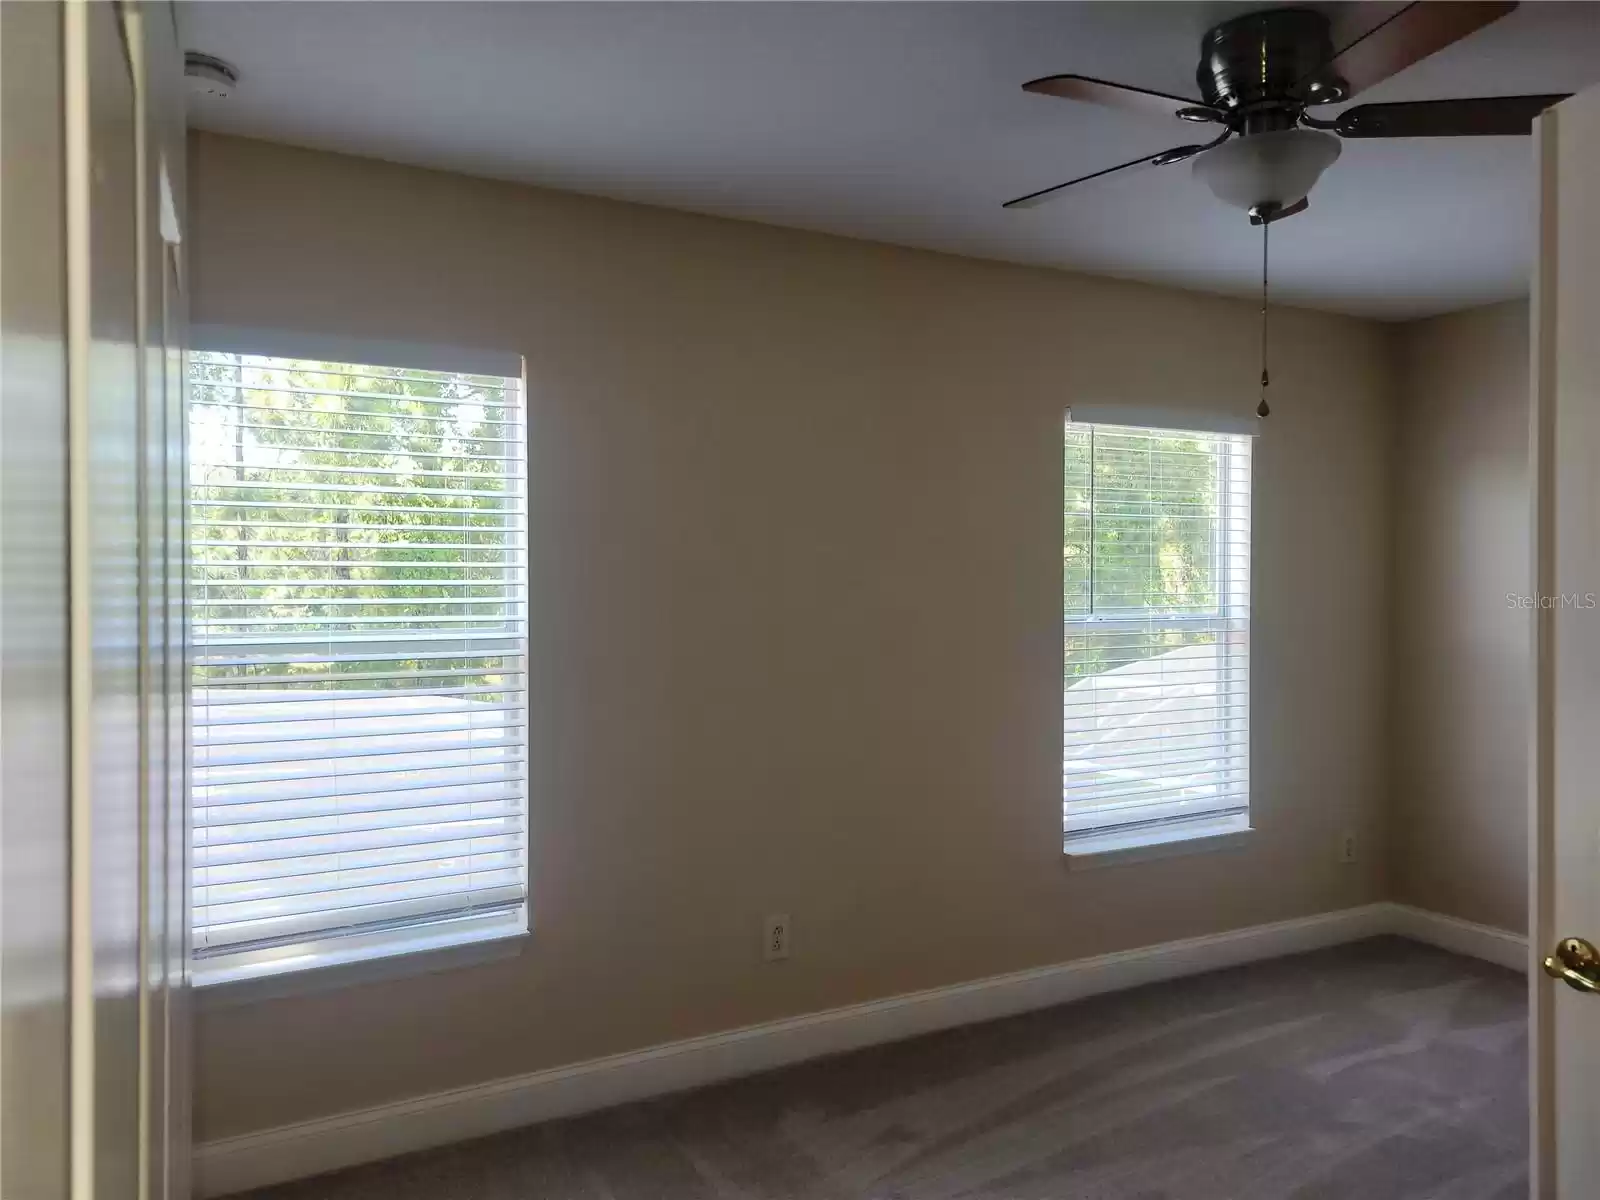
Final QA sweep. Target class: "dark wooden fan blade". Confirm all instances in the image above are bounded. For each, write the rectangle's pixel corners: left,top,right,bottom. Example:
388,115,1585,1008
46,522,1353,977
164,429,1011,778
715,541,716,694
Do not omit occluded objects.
1335,94,1568,137
1003,139,1218,210
1022,74,1219,123
1309,2,1518,100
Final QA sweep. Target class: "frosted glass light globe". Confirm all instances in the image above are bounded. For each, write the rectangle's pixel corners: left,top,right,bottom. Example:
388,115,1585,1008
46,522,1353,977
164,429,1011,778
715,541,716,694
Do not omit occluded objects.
1192,129,1342,212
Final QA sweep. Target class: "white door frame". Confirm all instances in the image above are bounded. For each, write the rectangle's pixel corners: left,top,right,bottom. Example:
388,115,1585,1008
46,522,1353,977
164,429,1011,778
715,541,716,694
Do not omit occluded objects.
1528,99,1557,1200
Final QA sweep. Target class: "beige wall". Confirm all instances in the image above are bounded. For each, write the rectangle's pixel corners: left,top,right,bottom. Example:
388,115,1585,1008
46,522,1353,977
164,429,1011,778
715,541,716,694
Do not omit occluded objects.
1391,301,1530,934
187,132,1395,1141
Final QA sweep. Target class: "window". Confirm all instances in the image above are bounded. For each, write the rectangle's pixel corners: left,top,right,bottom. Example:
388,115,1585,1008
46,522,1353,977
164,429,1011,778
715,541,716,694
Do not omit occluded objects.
1063,419,1252,855
189,352,528,982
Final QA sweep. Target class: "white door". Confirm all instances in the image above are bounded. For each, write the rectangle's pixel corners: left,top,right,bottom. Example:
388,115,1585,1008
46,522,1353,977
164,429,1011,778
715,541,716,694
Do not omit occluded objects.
1532,81,1600,1199
0,4,188,1198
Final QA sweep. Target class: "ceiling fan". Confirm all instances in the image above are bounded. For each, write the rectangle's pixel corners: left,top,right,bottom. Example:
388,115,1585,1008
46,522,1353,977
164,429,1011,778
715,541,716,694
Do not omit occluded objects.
1004,1,1568,224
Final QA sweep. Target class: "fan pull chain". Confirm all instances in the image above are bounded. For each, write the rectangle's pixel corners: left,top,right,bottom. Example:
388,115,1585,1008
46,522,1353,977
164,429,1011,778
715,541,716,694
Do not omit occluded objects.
1258,216,1270,419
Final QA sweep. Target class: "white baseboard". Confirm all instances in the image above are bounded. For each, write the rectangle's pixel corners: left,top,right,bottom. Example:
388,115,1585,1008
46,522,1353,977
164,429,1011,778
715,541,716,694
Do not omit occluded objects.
1386,902,1530,973
195,900,1510,1198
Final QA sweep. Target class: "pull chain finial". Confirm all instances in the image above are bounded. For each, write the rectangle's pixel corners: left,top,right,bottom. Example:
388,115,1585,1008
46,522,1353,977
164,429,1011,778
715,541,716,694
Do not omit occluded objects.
1258,213,1271,419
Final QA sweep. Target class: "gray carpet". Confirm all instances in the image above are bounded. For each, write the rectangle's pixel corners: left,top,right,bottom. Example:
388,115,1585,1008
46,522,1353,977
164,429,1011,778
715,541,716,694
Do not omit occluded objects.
236,937,1527,1200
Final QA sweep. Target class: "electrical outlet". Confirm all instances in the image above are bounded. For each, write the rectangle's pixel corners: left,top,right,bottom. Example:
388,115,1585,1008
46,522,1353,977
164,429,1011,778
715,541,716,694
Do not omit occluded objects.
1339,831,1358,864
763,913,791,961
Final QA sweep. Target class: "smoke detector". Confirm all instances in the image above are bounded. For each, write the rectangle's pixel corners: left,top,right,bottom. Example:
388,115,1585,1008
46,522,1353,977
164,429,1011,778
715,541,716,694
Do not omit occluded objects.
185,52,238,100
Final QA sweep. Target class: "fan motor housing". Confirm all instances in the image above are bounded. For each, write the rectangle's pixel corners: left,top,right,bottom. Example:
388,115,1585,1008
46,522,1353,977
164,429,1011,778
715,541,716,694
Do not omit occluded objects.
1198,8,1339,117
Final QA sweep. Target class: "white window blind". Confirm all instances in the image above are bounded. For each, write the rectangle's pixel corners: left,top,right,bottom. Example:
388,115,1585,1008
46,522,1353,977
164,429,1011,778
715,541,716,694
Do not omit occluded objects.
189,352,528,978
1063,421,1252,848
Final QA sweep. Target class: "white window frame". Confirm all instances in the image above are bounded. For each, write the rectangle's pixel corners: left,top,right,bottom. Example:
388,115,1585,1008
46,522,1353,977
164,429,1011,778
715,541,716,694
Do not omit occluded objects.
187,343,532,992
1062,416,1254,865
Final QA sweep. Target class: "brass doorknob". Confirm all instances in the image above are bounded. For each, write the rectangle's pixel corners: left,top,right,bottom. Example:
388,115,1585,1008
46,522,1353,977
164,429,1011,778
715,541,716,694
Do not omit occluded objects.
1542,937,1600,994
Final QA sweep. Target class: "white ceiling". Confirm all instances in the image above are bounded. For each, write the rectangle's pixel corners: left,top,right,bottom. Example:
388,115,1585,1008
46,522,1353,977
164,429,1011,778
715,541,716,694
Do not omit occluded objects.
179,1,1600,319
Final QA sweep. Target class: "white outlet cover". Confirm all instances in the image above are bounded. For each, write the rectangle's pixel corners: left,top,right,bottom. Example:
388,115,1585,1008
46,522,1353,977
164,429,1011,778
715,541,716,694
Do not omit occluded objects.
763,914,791,961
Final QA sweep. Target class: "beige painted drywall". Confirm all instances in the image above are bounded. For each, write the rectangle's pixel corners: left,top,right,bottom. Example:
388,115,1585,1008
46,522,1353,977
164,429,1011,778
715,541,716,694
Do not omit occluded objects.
187,131,1394,1141
1391,300,1530,934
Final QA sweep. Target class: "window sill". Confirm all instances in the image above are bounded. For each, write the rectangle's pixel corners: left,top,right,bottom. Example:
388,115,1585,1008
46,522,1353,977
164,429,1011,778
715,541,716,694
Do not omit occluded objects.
1064,817,1253,871
193,919,528,1010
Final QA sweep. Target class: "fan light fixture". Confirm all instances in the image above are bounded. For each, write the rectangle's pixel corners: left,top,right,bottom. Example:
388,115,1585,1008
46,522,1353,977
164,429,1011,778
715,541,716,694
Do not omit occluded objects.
1003,3,1560,416
1191,129,1342,213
